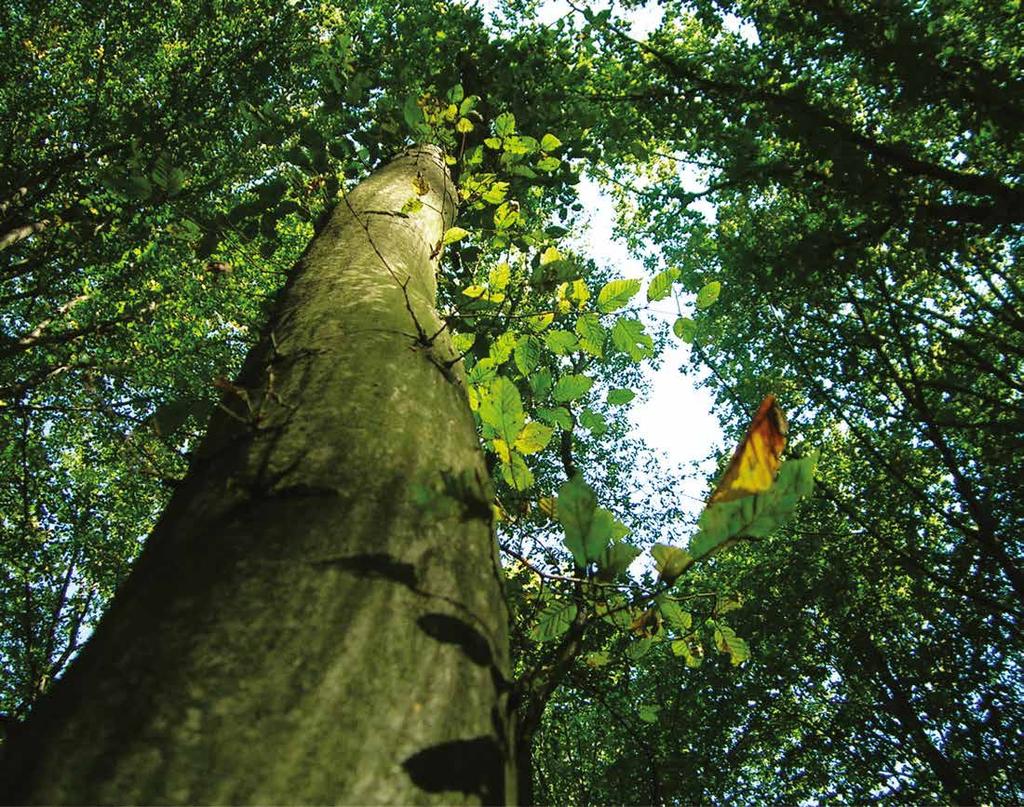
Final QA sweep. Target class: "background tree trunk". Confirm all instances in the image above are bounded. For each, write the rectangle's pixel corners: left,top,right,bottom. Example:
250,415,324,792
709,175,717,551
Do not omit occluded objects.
0,145,515,805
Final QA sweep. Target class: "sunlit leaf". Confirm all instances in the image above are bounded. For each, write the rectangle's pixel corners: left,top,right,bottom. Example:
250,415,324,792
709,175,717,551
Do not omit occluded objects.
647,267,680,302
553,374,593,402
696,280,722,309
597,279,641,313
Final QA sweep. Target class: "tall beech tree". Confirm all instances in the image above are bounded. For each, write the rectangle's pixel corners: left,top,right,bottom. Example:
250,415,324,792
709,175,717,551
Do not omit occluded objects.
1,145,518,804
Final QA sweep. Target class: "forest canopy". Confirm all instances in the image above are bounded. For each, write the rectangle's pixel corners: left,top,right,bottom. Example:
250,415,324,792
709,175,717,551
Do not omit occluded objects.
1,0,1021,803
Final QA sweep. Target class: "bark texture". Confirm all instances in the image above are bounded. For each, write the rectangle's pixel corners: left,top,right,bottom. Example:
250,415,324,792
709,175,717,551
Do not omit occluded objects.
0,145,515,805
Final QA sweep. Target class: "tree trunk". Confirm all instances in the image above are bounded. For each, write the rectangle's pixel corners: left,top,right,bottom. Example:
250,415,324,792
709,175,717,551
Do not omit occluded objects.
0,145,515,805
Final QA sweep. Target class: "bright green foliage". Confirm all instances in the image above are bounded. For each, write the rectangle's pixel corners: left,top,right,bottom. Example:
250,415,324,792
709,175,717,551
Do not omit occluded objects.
556,475,609,568
673,316,697,343
712,623,750,666
596,541,641,581
694,280,721,310
596,278,641,312
514,422,554,455
606,388,635,406
479,376,525,446
646,267,680,302
610,317,654,361
552,374,594,403
442,226,469,244
574,313,606,357
651,543,693,584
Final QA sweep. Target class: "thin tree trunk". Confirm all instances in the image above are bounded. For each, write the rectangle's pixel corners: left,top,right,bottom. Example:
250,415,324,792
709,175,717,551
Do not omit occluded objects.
0,145,515,805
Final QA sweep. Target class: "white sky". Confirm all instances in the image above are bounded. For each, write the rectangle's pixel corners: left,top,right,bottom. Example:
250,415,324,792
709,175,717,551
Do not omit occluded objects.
575,177,722,517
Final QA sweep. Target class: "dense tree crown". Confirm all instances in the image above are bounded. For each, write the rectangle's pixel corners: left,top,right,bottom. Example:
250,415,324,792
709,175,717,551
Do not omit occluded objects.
1,0,1020,803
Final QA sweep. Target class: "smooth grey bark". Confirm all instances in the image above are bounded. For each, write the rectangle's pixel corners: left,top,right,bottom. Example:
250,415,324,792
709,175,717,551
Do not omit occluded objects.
0,145,515,805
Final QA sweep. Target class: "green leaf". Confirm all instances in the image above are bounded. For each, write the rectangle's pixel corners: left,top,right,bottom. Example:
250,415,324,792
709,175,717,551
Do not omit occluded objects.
556,476,615,566
672,637,704,668
514,422,554,454
529,368,552,399
505,135,539,155
647,267,680,302
611,318,654,361
299,126,326,151
489,262,511,290
531,600,577,642
401,196,426,216
540,133,563,151
689,453,819,559
540,246,563,266
651,543,693,584
596,541,641,581
585,651,610,667
125,175,153,201
494,111,516,136
514,336,541,375
403,95,424,131
451,333,475,354
553,374,593,402
545,330,578,355
607,388,635,406
714,624,750,666
488,331,517,365
597,279,641,313
579,409,607,435
638,704,660,724
482,181,509,205
501,451,535,491
494,202,520,230
673,317,697,343
478,376,525,443
659,599,693,631
575,313,606,357
536,156,561,172
442,226,469,245
626,638,654,661
536,406,572,430
467,357,497,385
557,474,596,559
696,280,722,309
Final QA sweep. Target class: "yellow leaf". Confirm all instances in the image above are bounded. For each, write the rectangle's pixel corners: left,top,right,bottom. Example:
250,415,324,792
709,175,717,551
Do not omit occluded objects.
514,422,554,454
709,395,787,503
570,279,590,309
492,438,511,463
489,262,511,291
527,312,554,332
540,246,562,266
